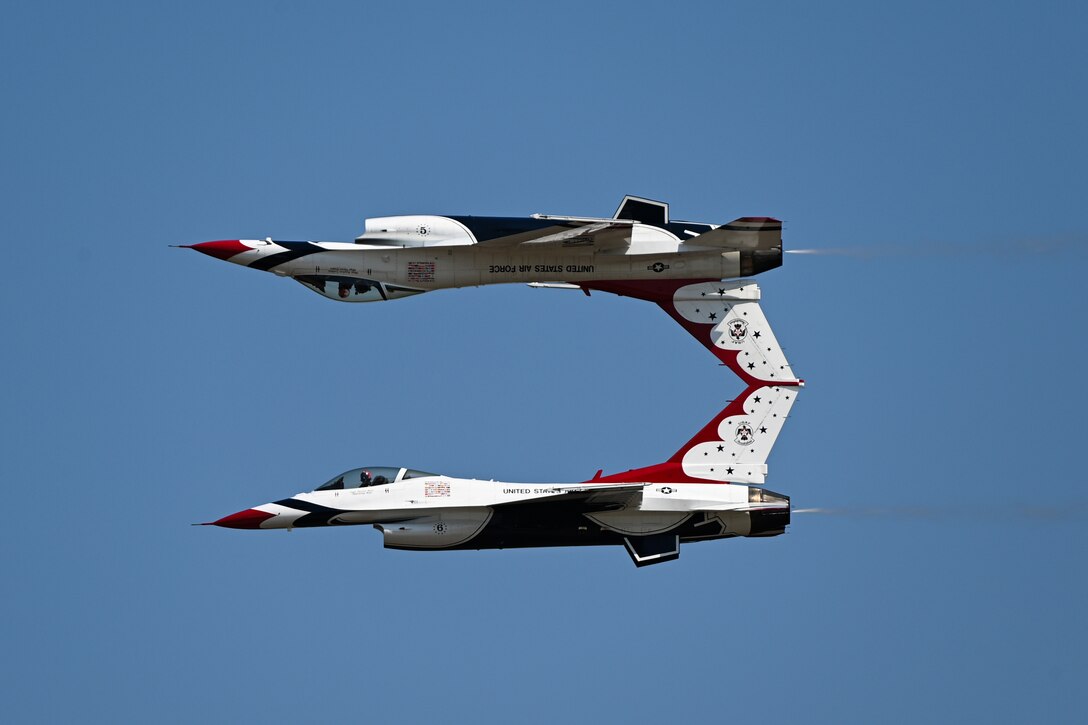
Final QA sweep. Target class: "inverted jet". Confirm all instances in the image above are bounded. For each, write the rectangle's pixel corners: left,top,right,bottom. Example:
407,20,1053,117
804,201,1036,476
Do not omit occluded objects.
182,196,783,303
202,280,802,566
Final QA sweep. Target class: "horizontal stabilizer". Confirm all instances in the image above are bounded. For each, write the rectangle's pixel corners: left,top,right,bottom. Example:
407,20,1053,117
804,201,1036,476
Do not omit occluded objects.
682,217,782,251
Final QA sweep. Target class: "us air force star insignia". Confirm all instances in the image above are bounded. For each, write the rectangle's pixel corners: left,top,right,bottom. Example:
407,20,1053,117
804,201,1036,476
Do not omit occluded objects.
734,422,755,445
728,318,748,342
647,262,670,273
660,486,675,494
433,521,448,534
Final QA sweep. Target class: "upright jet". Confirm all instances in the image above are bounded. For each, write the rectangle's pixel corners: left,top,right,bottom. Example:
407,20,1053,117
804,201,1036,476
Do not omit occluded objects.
203,279,802,566
182,196,784,303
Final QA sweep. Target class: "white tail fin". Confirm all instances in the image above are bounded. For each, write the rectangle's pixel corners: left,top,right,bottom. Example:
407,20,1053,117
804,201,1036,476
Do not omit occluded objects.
659,385,800,485
669,280,801,484
670,280,798,384
589,280,801,486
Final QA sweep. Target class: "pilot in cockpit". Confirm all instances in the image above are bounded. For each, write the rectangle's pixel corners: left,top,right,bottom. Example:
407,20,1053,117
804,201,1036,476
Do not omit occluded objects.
359,470,372,486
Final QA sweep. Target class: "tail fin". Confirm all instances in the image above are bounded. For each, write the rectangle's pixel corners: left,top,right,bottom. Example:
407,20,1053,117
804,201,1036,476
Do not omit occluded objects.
681,217,782,251
588,280,801,485
660,379,800,484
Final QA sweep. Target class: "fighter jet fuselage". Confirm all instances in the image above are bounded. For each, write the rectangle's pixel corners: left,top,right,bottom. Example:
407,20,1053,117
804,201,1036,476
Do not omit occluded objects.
208,466,791,567
184,196,783,303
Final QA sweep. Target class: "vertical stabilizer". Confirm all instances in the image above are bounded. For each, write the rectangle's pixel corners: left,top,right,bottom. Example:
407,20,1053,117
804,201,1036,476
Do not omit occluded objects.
587,280,802,486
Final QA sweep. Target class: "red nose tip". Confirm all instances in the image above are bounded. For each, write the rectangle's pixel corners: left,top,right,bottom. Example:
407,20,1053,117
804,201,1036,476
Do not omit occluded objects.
184,240,251,261
209,508,276,529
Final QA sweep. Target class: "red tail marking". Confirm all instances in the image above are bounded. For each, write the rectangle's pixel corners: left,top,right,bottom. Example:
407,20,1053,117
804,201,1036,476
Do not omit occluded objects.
582,279,800,485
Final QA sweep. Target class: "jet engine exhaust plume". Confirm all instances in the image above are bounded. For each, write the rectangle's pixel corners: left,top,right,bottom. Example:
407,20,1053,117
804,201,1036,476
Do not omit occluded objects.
786,234,1087,259
792,503,1088,522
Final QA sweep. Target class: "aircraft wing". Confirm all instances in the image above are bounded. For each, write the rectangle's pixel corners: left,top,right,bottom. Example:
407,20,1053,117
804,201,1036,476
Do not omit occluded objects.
516,221,632,250
491,483,646,510
467,219,634,251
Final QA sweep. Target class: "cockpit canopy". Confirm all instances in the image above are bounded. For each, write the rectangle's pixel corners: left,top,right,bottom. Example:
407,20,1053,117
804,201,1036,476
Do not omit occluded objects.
314,466,437,491
294,275,426,303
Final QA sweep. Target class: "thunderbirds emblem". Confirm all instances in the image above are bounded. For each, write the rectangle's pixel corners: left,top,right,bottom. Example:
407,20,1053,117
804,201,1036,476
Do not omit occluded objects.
734,422,755,445
728,319,748,342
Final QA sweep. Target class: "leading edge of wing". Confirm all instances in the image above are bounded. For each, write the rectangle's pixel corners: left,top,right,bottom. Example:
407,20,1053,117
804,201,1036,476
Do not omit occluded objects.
490,483,647,508
465,219,633,250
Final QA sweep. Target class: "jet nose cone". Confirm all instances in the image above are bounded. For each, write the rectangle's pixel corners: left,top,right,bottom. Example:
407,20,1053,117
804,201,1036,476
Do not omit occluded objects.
209,508,276,529
183,240,252,262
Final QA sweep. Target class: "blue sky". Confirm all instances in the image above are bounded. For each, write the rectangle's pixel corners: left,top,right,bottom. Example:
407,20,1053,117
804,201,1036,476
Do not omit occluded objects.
2,2,1086,722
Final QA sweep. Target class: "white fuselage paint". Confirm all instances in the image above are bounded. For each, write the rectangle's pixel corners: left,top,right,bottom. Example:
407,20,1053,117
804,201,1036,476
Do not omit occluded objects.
251,474,783,533
228,239,743,295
